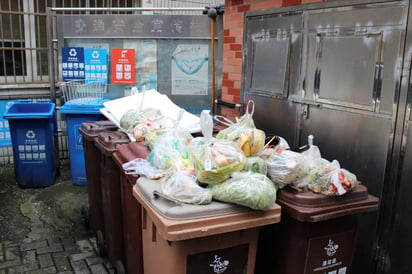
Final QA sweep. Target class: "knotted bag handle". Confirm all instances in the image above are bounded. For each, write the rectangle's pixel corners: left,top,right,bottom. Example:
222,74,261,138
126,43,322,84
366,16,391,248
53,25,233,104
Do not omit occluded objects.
213,100,255,126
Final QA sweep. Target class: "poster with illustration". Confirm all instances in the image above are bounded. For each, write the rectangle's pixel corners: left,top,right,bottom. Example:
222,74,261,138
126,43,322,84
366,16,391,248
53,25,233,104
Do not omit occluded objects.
111,48,135,84
123,40,157,91
171,44,208,95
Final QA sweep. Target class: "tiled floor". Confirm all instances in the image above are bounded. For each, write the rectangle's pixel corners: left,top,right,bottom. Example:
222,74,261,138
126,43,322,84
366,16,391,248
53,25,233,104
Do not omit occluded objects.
0,164,113,274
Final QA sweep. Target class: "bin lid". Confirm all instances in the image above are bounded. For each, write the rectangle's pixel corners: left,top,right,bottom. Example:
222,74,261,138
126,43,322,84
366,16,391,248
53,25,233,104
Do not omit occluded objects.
133,177,282,241
3,102,55,119
78,121,118,141
136,177,250,221
95,130,130,156
60,98,108,114
112,141,151,169
276,184,379,222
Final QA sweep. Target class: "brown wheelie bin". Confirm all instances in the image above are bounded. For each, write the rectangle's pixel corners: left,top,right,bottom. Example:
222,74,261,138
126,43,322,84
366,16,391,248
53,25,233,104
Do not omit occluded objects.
132,176,281,274
255,184,379,274
94,130,130,273
113,140,282,274
112,141,151,274
78,121,118,232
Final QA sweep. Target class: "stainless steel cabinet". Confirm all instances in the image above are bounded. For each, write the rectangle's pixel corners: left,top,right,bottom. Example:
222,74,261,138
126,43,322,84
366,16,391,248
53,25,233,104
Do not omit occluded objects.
243,1,412,273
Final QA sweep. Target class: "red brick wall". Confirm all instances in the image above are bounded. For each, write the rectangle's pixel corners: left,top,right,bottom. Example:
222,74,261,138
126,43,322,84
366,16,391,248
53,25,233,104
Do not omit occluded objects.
220,0,323,118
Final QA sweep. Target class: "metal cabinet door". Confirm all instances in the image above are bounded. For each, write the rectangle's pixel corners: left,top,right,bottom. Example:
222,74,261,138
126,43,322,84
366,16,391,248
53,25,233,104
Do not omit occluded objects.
387,117,412,273
312,32,383,111
300,4,407,273
243,12,303,143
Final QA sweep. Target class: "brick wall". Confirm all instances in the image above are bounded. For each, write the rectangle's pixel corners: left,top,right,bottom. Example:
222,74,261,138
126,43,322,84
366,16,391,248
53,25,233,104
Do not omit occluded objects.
220,0,323,119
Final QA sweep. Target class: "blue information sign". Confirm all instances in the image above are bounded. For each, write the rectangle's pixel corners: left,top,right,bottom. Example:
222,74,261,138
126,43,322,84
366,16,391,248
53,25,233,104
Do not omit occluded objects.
62,47,85,82
84,48,108,84
0,100,17,147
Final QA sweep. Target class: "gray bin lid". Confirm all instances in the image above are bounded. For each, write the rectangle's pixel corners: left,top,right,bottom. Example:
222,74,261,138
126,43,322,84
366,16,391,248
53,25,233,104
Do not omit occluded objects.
133,177,282,241
135,177,250,221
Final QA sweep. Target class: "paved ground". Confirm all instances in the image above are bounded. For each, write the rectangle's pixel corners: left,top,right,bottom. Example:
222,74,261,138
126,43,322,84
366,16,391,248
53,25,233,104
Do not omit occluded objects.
0,163,114,274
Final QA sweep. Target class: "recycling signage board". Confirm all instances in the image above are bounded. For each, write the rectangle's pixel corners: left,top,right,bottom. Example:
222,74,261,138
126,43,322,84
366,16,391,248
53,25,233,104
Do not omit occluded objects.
62,47,85,82
111,48,136,84
84,48,108,84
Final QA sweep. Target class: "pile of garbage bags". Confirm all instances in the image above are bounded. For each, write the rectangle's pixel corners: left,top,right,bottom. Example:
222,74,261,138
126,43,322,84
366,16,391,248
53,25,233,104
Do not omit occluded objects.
121,100,359,211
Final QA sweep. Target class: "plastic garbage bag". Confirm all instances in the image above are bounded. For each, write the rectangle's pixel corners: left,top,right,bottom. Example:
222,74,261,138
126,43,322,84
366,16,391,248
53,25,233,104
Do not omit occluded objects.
148,109,193,170
307,159,359,196
161,170,212,205
292,135,323,188
122,158,166,179
209,171,278,210
258,136,290,160
266,149,309,188
214,100,265,157
120,108,162,132
192,110,246,185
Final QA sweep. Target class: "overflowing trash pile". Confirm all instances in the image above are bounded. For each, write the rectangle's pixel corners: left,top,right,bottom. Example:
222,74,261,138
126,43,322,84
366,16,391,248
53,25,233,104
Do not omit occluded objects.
119,99,359,211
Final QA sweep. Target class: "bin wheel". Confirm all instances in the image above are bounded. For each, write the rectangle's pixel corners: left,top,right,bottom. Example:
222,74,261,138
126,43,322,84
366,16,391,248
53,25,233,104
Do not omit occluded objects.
96,230,106,257
114,260,126,274
80,205,90,228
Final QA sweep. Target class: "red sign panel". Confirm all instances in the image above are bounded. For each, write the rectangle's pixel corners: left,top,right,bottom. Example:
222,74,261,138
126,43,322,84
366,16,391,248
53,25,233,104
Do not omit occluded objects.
111,49,135,84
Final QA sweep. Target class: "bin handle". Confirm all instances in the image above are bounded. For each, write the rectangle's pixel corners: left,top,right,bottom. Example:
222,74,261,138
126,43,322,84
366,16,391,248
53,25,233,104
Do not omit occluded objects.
153,190,182,206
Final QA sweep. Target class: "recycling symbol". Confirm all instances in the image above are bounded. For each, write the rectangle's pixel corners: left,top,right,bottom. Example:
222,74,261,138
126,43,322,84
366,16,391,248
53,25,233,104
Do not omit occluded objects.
91,50,99,59
26,130,36,139
69,48,77,57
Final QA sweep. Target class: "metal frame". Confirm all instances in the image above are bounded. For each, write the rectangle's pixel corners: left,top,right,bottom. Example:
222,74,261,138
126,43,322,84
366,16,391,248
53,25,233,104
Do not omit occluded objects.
47,6,221,103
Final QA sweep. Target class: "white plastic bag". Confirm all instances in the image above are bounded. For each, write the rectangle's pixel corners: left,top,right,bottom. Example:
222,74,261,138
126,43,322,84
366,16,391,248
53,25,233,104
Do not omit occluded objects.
258,136,290,160
122,158,166,179
214,100,265,157
266,149,309,188
148,109,193,170
292,135,323,188
307,159,358,196
161,170,212,205
192,110,246,185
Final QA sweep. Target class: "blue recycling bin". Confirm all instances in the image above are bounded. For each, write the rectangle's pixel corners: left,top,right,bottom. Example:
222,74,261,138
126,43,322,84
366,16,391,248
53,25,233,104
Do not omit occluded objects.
3,102,58,188
60,98,108,186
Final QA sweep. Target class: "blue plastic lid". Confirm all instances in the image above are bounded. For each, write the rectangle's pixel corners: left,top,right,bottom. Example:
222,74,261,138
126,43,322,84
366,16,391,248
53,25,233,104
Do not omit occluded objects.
60,98,109,114
3,102,55,119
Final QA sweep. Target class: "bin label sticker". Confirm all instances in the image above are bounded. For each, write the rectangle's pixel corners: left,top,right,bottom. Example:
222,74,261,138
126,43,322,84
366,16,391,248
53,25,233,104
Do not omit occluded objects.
304,230,356,274
186,244,248,274
111,48,135,84
209,255,229,273
324,240,339,256
62,47,85,82
84,48,108,84
17,129,48,163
